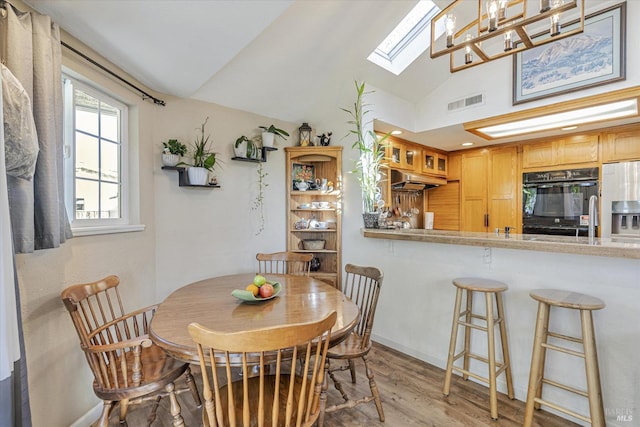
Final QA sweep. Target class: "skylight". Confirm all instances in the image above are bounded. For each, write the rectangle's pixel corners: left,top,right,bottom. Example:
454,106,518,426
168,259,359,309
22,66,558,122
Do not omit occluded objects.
367,0,442,75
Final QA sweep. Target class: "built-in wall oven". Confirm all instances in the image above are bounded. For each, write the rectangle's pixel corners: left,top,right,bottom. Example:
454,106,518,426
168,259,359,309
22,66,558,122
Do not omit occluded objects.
523,167,599,236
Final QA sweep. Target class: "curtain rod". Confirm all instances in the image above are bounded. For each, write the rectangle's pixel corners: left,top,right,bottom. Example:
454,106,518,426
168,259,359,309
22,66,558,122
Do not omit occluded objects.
61,41,166,107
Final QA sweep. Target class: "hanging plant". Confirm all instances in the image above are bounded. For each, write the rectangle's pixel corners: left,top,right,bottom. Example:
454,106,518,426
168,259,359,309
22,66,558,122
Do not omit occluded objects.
252,162,269,235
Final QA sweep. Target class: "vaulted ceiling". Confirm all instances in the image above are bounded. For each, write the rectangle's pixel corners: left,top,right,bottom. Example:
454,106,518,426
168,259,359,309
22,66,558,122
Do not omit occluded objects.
25,1,453,132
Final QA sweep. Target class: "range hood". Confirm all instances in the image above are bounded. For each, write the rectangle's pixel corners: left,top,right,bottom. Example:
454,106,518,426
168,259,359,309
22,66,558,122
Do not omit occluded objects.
390,169,446,191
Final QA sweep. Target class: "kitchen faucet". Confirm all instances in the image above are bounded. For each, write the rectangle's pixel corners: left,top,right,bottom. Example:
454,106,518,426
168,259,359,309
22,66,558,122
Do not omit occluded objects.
588,195,598,243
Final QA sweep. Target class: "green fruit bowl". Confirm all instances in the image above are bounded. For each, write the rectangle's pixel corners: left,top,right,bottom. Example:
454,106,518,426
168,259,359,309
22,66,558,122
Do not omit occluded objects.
231,281,281,302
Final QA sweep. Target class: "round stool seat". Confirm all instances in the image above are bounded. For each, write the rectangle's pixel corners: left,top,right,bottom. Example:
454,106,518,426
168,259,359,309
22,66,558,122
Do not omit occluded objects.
453,277,508,293
530,289,605,310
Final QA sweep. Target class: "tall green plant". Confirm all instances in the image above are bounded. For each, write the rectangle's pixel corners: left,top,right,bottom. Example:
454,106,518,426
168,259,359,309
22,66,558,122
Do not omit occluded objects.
341,81,389,213
183,117,217,171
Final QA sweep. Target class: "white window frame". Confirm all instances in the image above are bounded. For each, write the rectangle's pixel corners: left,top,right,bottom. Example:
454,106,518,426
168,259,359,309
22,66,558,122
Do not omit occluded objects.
63,73,144,236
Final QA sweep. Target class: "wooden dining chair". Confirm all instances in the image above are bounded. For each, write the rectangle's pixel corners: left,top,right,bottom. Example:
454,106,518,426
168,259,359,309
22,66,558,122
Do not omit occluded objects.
319,264,385,426
256,251,313,276
61,275,201,427
188,310,337,427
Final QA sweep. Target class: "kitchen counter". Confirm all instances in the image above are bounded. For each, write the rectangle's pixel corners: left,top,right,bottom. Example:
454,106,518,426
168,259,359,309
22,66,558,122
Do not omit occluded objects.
362,228,640,259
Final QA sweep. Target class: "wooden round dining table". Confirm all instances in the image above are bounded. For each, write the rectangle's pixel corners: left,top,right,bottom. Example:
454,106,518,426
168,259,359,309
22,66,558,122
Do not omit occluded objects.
149,273,360,364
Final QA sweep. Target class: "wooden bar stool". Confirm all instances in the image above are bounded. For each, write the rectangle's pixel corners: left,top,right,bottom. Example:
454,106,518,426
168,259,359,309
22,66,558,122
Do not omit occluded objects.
443,277,514,420
524,289,606,427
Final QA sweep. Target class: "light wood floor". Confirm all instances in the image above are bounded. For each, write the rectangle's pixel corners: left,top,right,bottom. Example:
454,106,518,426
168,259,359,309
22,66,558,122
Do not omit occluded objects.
107,342,577,426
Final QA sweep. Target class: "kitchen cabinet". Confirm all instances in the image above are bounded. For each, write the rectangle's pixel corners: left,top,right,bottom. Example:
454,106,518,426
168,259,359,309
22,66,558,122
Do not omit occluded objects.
285,146,342,288
522,135,599,169
461,146,519,232
426,181,460,231
602,128,640,162
385,139,420,172
446,152,462,181
421,149,448,177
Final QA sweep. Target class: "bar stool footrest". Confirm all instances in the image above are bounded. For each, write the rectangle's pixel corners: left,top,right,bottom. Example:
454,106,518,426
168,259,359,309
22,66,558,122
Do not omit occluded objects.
541,378,589,398
533,397,591,424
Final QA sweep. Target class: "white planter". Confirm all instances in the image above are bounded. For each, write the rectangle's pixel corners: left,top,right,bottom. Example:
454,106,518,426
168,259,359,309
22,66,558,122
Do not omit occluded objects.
162,153,180,167
234,140,247,158
261,131,275,148
187,166,208,186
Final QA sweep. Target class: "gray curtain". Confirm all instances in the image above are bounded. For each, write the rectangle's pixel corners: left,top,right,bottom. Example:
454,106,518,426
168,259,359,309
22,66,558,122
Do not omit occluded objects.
0,57,32,426
0,1,71,253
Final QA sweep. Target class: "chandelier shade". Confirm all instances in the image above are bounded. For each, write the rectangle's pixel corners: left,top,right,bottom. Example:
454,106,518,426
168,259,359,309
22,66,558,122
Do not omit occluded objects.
430,0,585,72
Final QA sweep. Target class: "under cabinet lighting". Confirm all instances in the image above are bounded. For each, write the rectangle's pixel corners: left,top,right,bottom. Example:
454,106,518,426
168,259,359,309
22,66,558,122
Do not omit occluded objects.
462,142,474,146
391,130,403,135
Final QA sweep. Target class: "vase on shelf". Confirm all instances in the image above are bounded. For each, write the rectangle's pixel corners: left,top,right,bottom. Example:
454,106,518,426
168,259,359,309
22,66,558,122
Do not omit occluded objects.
162,153,180,167
187,166,208,186
362,212,378,229
262,132,275,148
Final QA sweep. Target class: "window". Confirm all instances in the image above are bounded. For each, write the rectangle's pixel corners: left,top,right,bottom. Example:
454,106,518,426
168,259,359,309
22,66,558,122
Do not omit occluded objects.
367,0,442,75
63,74,142,235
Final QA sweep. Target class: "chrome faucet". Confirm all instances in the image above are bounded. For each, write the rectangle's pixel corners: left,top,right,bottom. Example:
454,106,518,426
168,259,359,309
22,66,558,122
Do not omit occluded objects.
588,195,598,242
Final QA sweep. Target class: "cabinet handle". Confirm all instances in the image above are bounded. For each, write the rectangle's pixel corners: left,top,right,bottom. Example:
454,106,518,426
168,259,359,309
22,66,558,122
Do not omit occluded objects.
484,213,489,228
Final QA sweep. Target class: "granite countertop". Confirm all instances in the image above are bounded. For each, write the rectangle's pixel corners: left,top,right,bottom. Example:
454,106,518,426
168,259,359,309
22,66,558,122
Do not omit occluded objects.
362,228,640,259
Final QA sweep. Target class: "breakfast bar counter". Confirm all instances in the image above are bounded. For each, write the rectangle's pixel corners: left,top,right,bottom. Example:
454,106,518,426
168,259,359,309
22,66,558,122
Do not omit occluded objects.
362,228,640,259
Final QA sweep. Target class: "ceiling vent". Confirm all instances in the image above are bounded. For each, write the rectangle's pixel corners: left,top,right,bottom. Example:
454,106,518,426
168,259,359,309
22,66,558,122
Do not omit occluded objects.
447,93,484,112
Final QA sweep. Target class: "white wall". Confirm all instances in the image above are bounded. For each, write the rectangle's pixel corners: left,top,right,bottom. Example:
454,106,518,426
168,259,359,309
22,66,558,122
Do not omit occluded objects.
349,238,640,427
400,0,640,134
152,97,294,299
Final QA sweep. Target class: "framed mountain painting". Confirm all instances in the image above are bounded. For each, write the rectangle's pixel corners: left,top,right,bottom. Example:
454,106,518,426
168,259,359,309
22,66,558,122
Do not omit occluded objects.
513,3,625,105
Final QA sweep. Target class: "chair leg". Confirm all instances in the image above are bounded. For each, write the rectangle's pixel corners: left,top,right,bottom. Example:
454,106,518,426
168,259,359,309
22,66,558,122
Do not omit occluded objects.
328,362,349,403
93,401,114,427
119,398,129,426
184,366,202,406
348,359,357,383
523,302,550,427
485,292,498,420
462,289,472,380
443,287,464,396
581,309,606,427
363,354,385,422
495,292,514,399
317,361,329,427
146,396,162,426
165,382,185,427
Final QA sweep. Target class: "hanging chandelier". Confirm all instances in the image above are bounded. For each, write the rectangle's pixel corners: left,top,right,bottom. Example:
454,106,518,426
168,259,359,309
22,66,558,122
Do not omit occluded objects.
430,0,585,72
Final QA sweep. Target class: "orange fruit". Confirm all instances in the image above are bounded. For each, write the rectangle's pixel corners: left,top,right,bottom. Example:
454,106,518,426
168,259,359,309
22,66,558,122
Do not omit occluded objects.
246,284,259,297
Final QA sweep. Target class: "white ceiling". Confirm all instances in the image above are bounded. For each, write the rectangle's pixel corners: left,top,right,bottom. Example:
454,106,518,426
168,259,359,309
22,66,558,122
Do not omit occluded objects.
23,0,632,151
25,0,462,143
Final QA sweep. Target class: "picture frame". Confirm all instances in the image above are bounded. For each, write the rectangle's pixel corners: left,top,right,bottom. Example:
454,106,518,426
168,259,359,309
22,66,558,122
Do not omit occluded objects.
291,163,314,189
513,2,626,105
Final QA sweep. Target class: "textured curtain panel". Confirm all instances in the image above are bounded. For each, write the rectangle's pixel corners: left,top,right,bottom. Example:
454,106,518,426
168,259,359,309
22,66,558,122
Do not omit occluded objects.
0,67,32,427
0,2,71,253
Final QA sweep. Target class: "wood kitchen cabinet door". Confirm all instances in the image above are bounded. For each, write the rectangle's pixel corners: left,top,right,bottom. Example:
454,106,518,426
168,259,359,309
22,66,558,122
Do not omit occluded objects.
603,129,640,162
556,134,599,165
427,182,460,230
461,150,488,232
461,147,518,232
488,146,519,231
522,141,555,169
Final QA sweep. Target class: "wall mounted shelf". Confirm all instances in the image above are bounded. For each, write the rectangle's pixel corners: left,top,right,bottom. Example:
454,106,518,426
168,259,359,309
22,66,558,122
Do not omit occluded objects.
161,166,220,188
231,146,277,163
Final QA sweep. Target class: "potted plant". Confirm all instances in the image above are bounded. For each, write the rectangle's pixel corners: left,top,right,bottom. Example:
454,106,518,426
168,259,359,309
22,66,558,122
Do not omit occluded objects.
259,124,289,148
179,117,218,185
234,135,260,159
342,81,390,228
161,139,187,166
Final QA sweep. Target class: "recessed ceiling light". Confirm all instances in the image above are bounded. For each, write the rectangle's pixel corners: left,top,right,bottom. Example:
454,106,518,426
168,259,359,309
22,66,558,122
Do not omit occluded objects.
462,142,474,146
561,126,578,131
391,130,403,135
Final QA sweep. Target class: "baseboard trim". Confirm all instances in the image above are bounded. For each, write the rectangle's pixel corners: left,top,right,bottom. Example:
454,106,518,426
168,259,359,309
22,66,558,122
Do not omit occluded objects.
69,402,101,427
